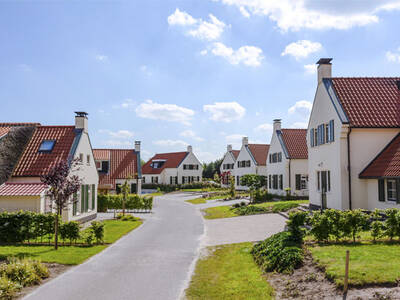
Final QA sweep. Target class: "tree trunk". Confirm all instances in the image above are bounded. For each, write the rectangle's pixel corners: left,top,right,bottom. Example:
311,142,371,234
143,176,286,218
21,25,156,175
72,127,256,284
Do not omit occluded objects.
122,195,126,216
54,212,59,250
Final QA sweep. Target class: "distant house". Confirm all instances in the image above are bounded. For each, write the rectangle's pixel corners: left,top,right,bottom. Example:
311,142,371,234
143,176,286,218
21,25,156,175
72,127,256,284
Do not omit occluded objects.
235,137,269,190
93,142,142,195
308,58,400,210
142,145,203,185
219,144,239,187
0,112,99,222
267,119,308,196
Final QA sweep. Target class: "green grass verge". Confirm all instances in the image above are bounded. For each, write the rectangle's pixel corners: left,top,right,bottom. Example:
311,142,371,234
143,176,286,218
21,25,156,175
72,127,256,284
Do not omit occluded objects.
309,241,400,287
185,243,274,300
185,198,207,204
202,200,309,220
0,219,142,265
143,192,164,197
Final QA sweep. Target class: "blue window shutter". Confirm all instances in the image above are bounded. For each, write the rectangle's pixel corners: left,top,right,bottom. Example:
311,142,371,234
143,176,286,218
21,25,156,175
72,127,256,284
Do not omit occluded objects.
310,129,314,147
321,124,325,144
330,120,334,142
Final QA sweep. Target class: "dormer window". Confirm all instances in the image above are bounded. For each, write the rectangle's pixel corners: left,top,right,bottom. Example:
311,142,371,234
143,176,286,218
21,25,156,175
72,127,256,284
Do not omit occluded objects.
38,140,56,153
151,160,166,169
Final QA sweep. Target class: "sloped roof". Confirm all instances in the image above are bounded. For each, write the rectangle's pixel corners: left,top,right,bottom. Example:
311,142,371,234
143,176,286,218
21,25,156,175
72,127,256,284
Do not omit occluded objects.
142,152,188,174
280,129,308,159
247,144,269,166
359,133,400,178
330,77,400,128
0,182,47,196
0,123,40,138
13,126,77,177
93,149,111,160
94,149,138,189
231,150,240,159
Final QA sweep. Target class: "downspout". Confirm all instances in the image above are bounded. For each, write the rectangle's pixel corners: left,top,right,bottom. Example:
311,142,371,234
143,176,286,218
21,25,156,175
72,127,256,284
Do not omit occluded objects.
347,127,352,210
288,160,291,194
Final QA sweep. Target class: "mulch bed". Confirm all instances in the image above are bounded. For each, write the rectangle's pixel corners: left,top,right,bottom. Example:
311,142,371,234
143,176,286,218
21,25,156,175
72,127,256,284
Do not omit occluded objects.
266,254,400,299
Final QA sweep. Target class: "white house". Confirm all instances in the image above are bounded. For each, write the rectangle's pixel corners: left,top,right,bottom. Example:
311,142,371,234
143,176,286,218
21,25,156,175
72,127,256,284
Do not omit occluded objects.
308,58,400,210
142,146,203,185
93,141,142,195
267,119,308,196
0,112,99,222
220,144,240,187
235,137,269,190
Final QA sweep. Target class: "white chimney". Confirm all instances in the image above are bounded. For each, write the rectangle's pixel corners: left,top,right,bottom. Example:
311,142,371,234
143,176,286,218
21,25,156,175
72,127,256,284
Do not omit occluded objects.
135,141,141,152
227,144,232,152
317,58,332,85
75,111,88,133
273,119,281,132
187,145,193,153
242,137,248,146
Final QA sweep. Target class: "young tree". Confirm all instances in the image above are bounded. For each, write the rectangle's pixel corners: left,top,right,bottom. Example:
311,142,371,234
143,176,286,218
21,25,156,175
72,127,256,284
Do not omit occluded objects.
229,175,236,199
120,178,131,216
240,174,266,202
41,159,81,250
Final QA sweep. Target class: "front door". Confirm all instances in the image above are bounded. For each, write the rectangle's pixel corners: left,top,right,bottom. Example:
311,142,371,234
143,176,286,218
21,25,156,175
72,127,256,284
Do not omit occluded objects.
320,171,328,209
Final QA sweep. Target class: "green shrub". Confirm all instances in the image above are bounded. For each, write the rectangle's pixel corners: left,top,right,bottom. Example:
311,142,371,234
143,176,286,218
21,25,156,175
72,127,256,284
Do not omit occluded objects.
0,259,47,287
90,221,104,244
286,211,308,243
341,209,369,243
309,211,330,242
30,261,49,279
323,209,343,242
384,208,400,241
83,231,94,246
233,205,268,216
271,202,299,213
0,276,21,300
251,231,303,273
97,194,153,212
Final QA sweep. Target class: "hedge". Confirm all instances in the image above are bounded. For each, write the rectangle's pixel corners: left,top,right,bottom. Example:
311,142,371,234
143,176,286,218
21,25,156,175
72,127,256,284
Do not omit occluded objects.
142,182,220,192
97,194,153,212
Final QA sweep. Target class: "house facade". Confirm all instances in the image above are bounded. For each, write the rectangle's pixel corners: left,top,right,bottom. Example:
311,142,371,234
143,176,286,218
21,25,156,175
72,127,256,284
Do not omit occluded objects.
142,146,203,185
219,144,239,187
308,58,400,210
0,112,99,222
93,142,142,195
235,137,269,190
267,119,308,196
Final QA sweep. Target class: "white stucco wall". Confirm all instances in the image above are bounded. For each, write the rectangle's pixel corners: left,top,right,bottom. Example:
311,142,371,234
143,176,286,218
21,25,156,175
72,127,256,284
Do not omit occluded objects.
0,195,42,212
235,145,265,190
290,159,309,197
220,151,236,187
366,179,400,210
266,132,288,195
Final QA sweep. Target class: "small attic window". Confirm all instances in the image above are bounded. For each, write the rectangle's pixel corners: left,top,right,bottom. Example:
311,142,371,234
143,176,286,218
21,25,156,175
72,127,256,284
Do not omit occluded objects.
38,140,56,152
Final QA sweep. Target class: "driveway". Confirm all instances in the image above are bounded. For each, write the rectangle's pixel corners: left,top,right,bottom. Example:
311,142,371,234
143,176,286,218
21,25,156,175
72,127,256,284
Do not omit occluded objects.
24,193,204,300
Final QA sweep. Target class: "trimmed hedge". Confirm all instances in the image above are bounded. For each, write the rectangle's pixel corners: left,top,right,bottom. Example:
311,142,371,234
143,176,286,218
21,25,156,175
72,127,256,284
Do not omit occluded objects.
97,194,153,213
142,182,220,192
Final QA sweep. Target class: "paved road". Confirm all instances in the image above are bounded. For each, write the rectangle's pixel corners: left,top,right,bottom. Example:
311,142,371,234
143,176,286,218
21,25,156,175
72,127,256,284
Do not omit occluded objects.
24,193,204,300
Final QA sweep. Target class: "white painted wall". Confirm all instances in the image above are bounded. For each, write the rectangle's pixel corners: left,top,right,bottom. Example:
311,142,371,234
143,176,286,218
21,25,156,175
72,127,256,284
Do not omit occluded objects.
266,131,288,195
0,195,42,212
234,145,266,190
220,151,236,187
366,179,400,210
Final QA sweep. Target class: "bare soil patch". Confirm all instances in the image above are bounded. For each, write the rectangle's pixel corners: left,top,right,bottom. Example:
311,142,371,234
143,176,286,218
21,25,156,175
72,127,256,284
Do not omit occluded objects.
267,254,400,300
16,263,71,299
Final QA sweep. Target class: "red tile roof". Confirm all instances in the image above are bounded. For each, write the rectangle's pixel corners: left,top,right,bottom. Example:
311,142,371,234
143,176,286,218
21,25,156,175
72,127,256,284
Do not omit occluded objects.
0,123,40,137
95,149,138,189
13,126,76,177
93,149,111,161
247,144,269,166
331,78,400,128
142,152,188,174
231,150,240,159
359,133,400,178
0,182,47,196
280,129,308,159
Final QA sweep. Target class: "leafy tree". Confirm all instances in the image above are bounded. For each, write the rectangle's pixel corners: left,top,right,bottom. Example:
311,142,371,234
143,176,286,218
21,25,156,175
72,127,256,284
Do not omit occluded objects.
213,172,220,184
240,174,266,202
229,175,236,199
202,158,223,179
41,159,81,250
120,178,131,216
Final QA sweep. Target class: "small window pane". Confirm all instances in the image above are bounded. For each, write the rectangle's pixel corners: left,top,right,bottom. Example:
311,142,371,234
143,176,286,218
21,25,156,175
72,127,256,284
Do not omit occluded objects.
387,179,397,201
39,140,56,152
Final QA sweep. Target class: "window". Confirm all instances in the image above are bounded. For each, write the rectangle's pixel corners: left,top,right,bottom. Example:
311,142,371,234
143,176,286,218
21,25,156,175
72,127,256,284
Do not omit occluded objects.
246,160,250,167
272,175,278,190
269,175,271,189
301,175,308,190
387,179,397,201
87,155,90,165
378,179,385,202
318,171,331,192
151,177,158,184
151,161,165,169
38,140,56,152
317,171,320,191
100,161,109,173
79,153,84,163
142,177,146,184
279,175,283,190
92,184,95,209
296,174,301,190
237,176,240,185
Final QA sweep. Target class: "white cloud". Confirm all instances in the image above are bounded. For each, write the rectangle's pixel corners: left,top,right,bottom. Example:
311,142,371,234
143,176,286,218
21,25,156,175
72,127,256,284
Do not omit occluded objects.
225,134,246,147
168,8,197,26
304,64,317,74
203,101,246,122
290,122,308,128
386,47,400,63
99,129,134,139
288,100,313,118
103,140,132,147
168,9,227,41
180,130,205,142
239,6,251,18
113,99,136,109
153,139,189,147
136,100,195,126
214,0,400,31
196,150,218,163
282,40,322,60
95,54,108,61
200,49,208,56
209,42,264,67
255,123,273,132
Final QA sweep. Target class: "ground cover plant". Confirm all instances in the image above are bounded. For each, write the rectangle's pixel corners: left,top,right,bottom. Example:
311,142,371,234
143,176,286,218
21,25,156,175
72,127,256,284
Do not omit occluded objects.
185,243,274,300
202,200,309,219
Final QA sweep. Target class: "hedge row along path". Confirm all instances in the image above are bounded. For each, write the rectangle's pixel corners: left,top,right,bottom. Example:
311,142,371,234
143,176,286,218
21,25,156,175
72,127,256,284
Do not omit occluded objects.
24,193,204,300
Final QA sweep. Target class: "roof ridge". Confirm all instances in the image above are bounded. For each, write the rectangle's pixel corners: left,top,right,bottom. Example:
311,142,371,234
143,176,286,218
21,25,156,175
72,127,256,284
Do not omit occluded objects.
332,77,400,79
38,125,75,128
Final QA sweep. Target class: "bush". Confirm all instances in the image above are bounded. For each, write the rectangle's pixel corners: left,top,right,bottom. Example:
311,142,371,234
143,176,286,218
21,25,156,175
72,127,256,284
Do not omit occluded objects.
252,231,303,273
90,221,104,244
0,258,48,287
253,190,273,203
384,208,400,241
98,194,154,212
341,209,369,243
83,231,94,246
59,221,80,245
0,276,21,300
271,202,299,213
287,211,308,243
309,211,331,242
233,206,268,216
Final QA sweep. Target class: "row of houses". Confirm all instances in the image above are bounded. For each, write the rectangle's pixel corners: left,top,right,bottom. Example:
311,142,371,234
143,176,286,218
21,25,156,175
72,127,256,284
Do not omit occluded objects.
220,58,400,212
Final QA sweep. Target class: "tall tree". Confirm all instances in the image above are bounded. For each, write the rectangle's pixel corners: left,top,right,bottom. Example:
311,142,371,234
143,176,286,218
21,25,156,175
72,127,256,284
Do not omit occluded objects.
41,159,81,250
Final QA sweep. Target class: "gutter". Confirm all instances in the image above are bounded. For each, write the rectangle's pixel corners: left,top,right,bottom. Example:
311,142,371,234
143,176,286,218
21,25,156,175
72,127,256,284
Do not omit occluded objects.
288,159,291,193
347,127,352,210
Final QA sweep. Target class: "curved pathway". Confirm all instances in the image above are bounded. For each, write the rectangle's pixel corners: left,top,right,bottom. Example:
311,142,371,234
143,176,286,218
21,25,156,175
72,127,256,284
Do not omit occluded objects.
24,193,204,300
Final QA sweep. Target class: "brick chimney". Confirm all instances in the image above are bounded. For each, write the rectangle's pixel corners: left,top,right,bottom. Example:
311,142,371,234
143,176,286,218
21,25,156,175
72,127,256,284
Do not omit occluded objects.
273,119,281,132
317,58,332,85
75,111,88,133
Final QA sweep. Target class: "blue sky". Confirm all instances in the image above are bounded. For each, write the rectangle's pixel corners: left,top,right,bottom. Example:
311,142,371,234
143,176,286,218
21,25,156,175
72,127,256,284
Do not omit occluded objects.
1,0,400,162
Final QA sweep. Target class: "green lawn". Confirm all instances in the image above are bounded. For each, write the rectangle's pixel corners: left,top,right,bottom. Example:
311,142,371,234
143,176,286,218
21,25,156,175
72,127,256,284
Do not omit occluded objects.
185,243,274,300
143,192,163,197
185,198,207,204
0,219,142,265
202,200,309,220
310,242,400,287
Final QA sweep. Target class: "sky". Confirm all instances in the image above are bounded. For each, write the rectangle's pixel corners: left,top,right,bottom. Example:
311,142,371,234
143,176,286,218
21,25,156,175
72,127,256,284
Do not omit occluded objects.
1,0,400,162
